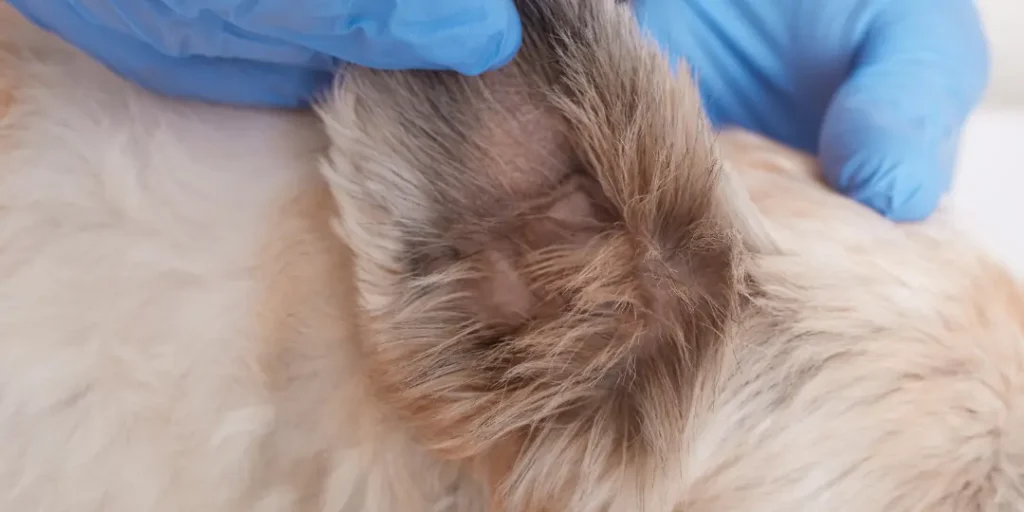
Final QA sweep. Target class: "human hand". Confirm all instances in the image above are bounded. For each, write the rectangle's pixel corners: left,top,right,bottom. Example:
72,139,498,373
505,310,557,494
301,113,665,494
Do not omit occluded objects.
7,0,521,108
11,1,988,221
635,0,990,221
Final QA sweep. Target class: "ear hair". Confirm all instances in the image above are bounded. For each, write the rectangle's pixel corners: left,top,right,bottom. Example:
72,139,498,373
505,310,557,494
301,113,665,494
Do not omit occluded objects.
319,0,773,508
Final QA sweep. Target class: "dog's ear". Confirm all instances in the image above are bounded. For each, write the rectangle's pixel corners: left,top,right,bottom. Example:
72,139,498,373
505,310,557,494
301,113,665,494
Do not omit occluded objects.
321,0,768,508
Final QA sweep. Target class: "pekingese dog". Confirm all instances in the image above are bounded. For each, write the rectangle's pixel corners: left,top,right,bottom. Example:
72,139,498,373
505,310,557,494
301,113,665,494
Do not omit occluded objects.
0,0,1019,511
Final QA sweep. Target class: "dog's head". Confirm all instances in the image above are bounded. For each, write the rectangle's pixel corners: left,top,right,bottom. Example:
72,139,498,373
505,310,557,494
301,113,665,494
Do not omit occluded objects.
319,0,768,509
318,0,1024,509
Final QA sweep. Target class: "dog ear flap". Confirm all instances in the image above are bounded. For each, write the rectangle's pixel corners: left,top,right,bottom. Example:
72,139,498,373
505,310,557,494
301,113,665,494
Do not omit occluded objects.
321,0,770,508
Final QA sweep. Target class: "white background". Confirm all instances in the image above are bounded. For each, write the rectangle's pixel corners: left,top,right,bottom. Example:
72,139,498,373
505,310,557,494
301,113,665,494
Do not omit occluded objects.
948,0,1024,275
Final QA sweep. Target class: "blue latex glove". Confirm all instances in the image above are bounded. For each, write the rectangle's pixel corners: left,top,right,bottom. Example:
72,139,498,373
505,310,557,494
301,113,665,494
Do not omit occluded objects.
10,1,989,221
636,0,990,221
7,0,522,108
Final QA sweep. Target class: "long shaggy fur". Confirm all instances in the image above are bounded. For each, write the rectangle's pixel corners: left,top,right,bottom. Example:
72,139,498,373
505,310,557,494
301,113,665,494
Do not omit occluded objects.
0,0,1021,511
320,0,764,508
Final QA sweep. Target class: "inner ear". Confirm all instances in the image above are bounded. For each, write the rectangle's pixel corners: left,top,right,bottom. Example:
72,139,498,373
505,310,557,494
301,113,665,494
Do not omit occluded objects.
459,171,614,329
321,0,769,507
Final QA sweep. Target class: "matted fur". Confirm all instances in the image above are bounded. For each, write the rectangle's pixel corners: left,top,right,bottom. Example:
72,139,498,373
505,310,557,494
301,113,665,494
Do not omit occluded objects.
0,0,1021,511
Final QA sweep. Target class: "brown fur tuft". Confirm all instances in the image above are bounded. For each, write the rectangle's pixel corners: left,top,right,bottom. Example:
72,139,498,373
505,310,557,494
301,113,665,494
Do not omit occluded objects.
320,0,763,508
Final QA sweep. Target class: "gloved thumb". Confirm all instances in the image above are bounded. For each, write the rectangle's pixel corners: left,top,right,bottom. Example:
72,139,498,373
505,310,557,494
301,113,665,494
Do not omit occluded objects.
819,0,989,222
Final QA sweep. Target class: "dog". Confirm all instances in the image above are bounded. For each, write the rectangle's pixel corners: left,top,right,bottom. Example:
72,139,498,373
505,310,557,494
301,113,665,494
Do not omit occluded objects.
0,0,1020,510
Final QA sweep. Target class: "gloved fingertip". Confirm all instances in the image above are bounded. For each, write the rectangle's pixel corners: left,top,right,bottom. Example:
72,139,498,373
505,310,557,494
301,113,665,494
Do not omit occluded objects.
846,178,944,222
182,67,335,108
447,5,522,75
821,81,964,222
822,124,954,222
887,186,944,222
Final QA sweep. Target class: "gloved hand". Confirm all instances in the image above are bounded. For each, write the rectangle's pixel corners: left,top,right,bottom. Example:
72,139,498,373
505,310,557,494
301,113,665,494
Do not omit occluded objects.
7,0,522,108
636,0,990,221
9,1,989,221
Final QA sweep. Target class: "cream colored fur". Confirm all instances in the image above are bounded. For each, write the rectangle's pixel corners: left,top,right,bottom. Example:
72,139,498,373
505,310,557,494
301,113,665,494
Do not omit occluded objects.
0,1,1021,511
